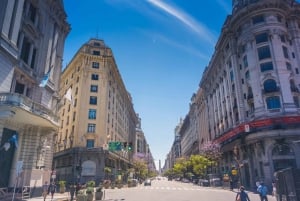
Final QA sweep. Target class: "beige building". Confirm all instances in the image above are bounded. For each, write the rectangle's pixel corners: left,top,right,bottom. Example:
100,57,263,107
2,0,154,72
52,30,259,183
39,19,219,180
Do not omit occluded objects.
0,0,69,190
54,38,138,184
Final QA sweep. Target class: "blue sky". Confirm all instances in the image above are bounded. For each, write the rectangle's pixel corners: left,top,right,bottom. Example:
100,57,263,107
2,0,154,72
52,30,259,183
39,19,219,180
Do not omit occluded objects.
63,0,232,168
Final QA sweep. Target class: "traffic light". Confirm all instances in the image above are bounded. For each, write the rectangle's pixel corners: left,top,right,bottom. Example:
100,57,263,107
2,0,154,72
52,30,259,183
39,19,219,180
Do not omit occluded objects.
128,142,133,151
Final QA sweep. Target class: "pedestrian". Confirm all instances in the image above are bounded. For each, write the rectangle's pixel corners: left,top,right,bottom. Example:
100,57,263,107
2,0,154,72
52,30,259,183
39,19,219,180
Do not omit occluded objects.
75,183,81,196
272,181,276,196
236,186,250,201
257,181,268,201
70,183,76,201
48,182,56,201
42,181,49,201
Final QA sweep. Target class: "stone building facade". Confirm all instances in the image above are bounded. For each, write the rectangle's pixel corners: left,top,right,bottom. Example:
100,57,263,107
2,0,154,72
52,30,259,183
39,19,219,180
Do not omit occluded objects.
166,0,300,189
53,39,139,184
0,0,69,188
203,0,300,188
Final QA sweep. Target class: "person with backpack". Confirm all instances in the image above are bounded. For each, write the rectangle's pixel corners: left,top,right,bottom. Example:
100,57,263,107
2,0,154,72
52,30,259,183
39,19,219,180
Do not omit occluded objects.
257,181,268,201
236,186,250,201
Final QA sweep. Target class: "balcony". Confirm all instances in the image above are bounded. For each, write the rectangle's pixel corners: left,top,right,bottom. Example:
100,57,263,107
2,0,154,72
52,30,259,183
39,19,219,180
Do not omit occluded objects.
0,93,59,128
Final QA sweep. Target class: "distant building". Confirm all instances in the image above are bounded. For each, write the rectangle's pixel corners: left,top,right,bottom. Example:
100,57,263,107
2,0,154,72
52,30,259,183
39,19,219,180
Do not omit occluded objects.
53,39,138,184
0,0,69,188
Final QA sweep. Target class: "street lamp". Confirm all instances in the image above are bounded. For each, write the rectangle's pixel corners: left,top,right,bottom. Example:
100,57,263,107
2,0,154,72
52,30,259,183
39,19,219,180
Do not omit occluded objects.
233,146,242,188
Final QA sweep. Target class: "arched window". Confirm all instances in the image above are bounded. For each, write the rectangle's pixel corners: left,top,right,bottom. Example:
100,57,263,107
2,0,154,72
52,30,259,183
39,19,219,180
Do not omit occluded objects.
264,79,277,92
266,96,281,109
272,144,296,171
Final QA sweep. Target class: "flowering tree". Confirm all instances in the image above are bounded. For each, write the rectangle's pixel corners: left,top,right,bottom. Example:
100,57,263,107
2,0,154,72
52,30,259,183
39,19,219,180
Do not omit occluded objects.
200,141,222,162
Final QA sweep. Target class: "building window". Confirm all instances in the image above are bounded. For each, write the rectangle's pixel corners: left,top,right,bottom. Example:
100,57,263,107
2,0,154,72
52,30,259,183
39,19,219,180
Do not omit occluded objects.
20,36,31,64
90,96,97,105
27,2,38,24
87,123,96,133
282,46,289,59
257,46,271,60
252,15,264,24
293,96,300,108
90,85,98,92
243,55,248,68
74,99,77,107
91,74,99,80
280,35,286,43
92,62,99,69
260,62,273,72
15,82,25,94
266,96,281,109
286,62,292,70
255,33,268,44
88,109,97,119
264,79,278,93
94,42,100,46
230,71,234,82
86,140,95,148
296,68,299,74
245,71,250,80
93,51,100,55
73,112,76,122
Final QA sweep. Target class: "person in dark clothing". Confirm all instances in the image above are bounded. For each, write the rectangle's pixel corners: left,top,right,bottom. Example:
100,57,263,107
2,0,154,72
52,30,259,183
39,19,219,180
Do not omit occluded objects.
48,182,56,201
236,186,250,201
70,183,76,201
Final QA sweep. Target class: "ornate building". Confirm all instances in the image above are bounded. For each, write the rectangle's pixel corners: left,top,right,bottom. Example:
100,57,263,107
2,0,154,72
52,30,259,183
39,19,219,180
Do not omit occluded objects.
200,0,300,188
165,0,300,189
0,0,69,188
53,39,138,184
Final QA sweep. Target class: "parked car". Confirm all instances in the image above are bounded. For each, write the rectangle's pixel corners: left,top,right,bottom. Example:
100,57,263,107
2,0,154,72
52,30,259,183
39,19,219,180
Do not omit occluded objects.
144,179,151,186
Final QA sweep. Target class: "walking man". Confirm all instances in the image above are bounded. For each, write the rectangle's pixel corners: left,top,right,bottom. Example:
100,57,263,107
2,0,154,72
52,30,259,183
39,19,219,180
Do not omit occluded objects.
257,181,268,201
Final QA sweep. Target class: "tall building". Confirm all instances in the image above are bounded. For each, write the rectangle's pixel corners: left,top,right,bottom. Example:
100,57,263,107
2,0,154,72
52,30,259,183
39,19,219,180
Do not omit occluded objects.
54,39,138,184
165,0,300,189
201,0,300,188
0,0,69,188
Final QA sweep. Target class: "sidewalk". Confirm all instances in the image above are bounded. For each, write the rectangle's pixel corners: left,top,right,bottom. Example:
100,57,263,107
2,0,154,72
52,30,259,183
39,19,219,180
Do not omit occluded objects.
25,192,70,201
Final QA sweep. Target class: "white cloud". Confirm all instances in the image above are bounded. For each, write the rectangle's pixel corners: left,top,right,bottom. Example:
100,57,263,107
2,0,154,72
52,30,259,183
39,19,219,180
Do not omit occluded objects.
147,0,217,46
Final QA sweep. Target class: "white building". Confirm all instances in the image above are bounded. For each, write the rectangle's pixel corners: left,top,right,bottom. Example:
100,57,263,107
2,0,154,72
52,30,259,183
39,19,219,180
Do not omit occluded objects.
0,0,69,190
200,0,300,188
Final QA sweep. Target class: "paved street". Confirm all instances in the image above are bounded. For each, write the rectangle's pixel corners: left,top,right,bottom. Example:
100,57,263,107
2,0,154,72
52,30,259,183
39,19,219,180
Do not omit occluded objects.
22,178,277,201
103,179,277,201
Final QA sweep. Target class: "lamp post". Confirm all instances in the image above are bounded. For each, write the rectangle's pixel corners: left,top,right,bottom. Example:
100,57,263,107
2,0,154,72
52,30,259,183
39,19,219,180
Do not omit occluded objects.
233,146,242,189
